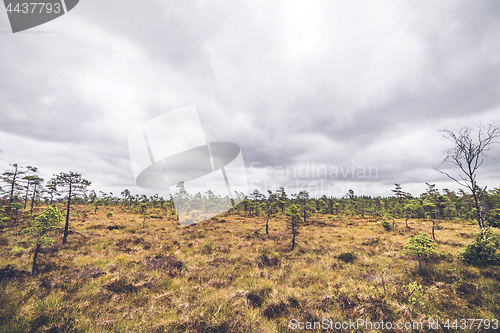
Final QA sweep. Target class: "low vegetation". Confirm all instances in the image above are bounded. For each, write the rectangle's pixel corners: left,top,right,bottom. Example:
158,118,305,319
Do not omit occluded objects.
1,203,499,332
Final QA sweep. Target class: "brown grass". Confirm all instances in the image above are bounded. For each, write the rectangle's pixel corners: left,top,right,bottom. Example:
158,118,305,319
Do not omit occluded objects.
0,205,499,332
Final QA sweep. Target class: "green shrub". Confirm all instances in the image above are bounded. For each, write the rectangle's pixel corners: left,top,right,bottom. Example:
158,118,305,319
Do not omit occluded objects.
106,212,113,218
381,219,393,231
10,246,25,256
460,229,500,265
486,209,500,228
404,232,436,270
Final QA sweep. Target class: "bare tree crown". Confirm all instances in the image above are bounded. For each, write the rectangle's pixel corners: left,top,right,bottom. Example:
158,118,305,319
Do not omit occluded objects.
437,121,500,236
439,122,500,190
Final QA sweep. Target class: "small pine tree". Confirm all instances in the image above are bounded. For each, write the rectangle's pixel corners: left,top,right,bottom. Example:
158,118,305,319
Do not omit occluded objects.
53,171,91,244
403,203,417,228
460,229,500,265
287,204,302,251
404,232,436,270
296,191,315,223
381,219,393,231
21,205,63,275
9,202,24,227
264,190,278,235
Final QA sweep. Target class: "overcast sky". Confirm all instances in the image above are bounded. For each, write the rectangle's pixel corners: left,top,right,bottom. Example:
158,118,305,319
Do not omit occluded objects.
1,0,500,199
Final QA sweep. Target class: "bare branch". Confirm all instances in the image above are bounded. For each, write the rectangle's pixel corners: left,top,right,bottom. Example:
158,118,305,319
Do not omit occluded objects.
438,122,500,237
434,168,467,187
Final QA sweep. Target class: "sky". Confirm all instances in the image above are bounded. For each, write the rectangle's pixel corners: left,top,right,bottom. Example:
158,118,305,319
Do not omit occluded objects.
1,0,500,200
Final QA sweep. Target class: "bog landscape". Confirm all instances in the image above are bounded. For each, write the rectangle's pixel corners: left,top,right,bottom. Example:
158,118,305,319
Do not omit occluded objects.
1,125,500,333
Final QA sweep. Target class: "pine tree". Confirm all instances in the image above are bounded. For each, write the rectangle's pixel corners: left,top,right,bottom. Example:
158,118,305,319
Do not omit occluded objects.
53,172,91,244
22,205,63,275
287,204,302,251
403,232,436,270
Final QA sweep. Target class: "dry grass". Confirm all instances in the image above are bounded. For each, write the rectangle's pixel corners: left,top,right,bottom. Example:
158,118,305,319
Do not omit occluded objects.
1,205,499,332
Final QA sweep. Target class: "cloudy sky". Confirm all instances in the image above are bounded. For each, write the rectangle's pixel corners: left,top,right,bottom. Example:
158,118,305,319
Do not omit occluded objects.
1,0,500,199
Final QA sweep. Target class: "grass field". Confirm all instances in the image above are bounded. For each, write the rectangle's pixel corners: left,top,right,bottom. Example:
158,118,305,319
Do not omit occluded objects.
1,205,499,332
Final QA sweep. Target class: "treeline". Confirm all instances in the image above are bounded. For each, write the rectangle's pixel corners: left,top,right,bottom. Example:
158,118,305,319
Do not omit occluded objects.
231,184,500,227
1,162,499,229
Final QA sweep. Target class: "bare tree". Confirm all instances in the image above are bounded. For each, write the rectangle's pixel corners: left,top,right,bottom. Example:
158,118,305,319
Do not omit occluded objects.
436,122,500,237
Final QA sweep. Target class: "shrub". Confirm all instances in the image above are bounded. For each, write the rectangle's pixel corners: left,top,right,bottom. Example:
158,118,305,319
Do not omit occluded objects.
21,205,63,275
485,209,500,228
337,252,356,263
381,219,393,231
246,287,272,307
263,301,288,319
460,229,500,265
403,232,436,270
256,253,280,268
106,212,113,218
10,246,25,256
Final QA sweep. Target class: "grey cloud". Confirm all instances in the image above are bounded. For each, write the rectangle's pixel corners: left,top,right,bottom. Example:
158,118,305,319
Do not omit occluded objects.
1,0,500,198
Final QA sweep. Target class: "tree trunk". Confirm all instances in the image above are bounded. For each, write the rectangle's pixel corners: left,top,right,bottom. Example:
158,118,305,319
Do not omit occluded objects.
431,220,436,241
471,186,485,238
9,166,18,205
62,183,72,244
23,180,30,209
30,182,37,215
32,243,41,275
291,220,296,251
266,211,271,235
